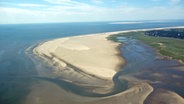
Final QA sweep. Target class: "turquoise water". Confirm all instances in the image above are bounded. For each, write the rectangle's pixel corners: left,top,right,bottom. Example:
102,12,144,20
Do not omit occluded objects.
1,21,184,104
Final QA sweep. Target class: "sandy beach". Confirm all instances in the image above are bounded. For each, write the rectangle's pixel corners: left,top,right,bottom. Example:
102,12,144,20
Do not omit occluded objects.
34,33,125,80
33,32,127,94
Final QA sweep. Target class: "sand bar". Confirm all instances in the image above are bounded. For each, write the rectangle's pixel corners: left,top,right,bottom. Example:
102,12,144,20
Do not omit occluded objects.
34,33,124,79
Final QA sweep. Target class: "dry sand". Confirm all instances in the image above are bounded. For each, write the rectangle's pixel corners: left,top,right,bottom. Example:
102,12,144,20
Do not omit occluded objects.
33,32,126,94
34,33,124,80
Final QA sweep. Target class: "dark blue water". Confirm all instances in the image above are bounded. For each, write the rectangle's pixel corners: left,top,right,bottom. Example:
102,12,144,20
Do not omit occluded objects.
0,21,184,104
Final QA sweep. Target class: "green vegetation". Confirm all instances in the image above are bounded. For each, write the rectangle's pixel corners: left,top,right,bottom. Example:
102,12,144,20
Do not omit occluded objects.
107,31,184,62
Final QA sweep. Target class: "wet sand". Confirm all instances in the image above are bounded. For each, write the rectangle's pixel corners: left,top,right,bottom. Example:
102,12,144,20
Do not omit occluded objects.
25,80,153,104
144,89,184,104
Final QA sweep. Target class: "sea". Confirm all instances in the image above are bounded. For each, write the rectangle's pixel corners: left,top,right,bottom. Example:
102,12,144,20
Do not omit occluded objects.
0,20,184,104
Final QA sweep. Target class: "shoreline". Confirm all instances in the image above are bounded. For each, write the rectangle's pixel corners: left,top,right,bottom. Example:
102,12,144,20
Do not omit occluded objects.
28,26,184,104
33,25,184,84
33,34,124,80
33,32,126,94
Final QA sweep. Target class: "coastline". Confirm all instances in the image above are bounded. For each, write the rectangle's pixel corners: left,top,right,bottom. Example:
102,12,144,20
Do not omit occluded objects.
33,25,184,80
31,26,184,104
33,26,184,88
33,32,127,95
33,33,124,80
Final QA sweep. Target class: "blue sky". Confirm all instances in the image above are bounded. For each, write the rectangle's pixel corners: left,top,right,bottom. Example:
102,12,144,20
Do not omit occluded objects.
0,0,184,24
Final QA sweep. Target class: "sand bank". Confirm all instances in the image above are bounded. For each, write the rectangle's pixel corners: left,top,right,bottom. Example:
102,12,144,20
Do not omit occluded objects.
34,33,124,80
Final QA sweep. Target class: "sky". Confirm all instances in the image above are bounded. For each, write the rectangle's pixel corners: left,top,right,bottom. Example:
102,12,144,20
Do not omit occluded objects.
0,0,184,24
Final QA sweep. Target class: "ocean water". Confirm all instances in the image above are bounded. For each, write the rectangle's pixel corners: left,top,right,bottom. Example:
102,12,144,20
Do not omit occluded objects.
0,21,184,104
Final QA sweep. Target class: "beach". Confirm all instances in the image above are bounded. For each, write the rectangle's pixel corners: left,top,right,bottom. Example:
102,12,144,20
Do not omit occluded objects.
34,33,124,80
33,32,127,95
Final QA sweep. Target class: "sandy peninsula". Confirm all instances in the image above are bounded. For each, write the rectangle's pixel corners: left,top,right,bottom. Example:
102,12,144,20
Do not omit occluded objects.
33,26,184,80
34,33,124,80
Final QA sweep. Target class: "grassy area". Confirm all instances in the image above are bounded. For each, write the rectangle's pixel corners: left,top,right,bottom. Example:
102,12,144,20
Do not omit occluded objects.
107,31,184,62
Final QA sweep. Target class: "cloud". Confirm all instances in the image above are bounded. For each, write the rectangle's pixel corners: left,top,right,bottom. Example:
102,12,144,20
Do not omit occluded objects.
44,0,87,6
0,7,60,24
17,3,46,7
0,2,47,7
0,0,184,24
44,0,103,15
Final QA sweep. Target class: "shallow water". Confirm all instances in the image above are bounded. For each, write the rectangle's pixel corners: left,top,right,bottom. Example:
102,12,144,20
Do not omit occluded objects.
116,37,184,97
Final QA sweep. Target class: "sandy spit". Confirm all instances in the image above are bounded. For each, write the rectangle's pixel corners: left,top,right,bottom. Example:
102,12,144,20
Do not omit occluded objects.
34,33,125,80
